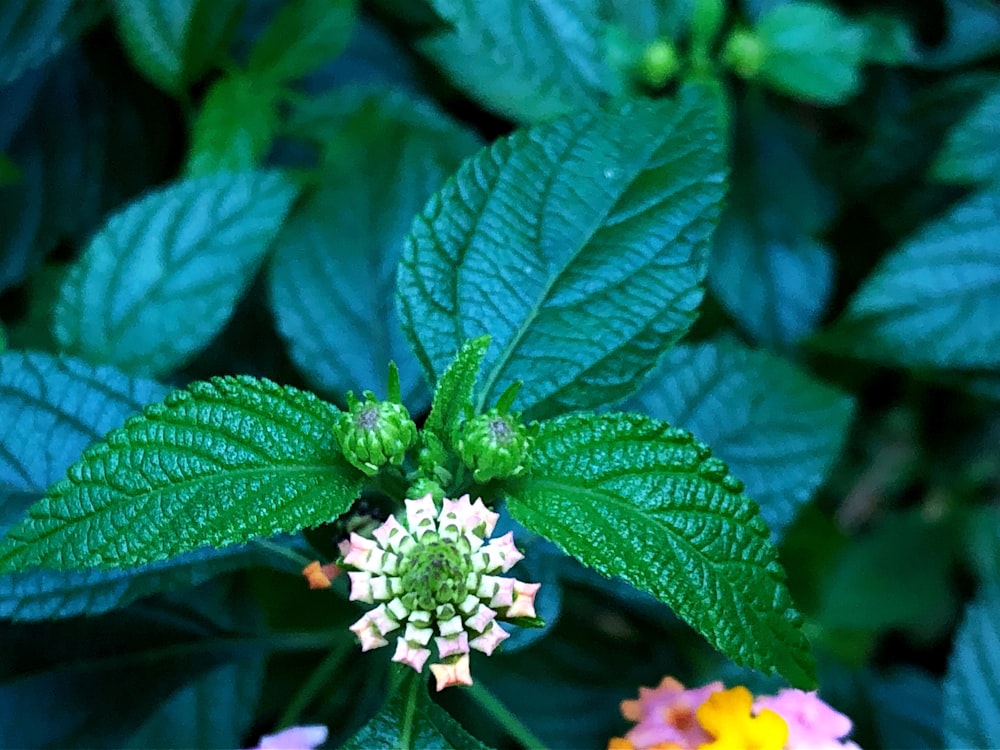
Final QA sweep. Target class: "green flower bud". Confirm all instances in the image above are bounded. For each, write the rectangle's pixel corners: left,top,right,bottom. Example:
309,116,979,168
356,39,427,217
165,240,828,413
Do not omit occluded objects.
335,391,417,476
456,410,532,483
641,39,680,88
407,477,446,504
722,27,766,79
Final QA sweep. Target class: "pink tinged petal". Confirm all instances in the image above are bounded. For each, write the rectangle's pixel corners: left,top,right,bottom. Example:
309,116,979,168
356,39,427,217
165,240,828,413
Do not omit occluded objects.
754,689,855,748
387,597,409,620
430,654,473,691
254,724,329,749
486,533,523,572
469,621,509,655
506,581,541,618
405,623,434,646
409,610,432,626
392,638,431,672
465,603,497,633
464,532,485,551
350,615,388,651
405,494,438,530
484,577,515,608
438,614,464,637
369,604,400,635
348,572,374,602
458,594,481,615
369,576,391,600
469,497,499,535
435,631,470,658
343,533,377,568
373,515,410,552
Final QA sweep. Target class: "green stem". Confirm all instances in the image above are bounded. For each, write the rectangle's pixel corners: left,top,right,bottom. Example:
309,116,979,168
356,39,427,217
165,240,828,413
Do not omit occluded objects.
466,681,548,750
398,671,421,749
278,640,353,728
252,538,313,570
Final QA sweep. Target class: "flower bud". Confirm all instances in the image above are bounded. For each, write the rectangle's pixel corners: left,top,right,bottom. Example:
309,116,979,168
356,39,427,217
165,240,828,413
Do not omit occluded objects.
722,28,766,79
335,391,417,476
456,410,532,483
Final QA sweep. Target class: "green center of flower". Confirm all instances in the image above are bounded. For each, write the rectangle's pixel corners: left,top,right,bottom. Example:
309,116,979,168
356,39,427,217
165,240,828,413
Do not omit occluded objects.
400,535,471,610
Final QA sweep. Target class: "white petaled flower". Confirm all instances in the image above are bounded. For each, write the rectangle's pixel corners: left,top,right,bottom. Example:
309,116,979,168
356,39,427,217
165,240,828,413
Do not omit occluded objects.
343,494,540,690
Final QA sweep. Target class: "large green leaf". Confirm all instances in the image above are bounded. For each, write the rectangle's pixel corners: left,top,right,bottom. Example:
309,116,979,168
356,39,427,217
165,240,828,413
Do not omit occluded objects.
505,411,815,687
0,0,74,86
342,671,491,750
54,171,299,377
624,340,854,537
931,80,1000,184
822,187,1000,369
399,90,726,421
0,376,364,572
247,0,356,84
868,668,943,750
419,0,620,122
111,0,243,94
943,590,1000,748
270,89,479,408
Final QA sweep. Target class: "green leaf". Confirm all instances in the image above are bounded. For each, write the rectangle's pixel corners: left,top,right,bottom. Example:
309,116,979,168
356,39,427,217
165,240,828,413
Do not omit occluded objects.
399,90,726,421
424,336,491,444
419,0,620,122
821,187,1000,369
111,0,243,94
248,0,356,84
270,88,479,408
0,0,74,86
0,376,364,571
505,411,815,687
624,340,854,537
54,171,299,377
931,81,1000,185
944,589,1000,748
0,351,168,492
868,668,943,750
0,152,18,187
755,2,866,105
917,0,1000,69
342,671,491,750
709,97,836,346
184,74,281,177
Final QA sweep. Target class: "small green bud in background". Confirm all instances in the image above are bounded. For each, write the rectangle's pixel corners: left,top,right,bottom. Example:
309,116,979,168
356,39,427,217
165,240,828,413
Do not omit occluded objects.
406,476,446,503
457,409,532,483
335,391,418,476
722,27,765,79
641,39,681,88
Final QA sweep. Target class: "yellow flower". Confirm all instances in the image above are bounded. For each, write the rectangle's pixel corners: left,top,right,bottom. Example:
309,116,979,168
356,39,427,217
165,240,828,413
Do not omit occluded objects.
696,687,788,750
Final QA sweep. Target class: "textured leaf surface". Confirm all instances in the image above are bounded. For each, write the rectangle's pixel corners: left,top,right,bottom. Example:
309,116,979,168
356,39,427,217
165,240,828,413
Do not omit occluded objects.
869,668,943,750
505,412,815,686
0,0,74,86
55,171,299,376
709,100,836,346
342,673,490,750
932,81,1000,184
419,0,618,122
824,188,1000,369
270,89,478,407
400,91,726,421
625,341,854,537
944,590,1000,748
424,336,491,443
0,377,364,571
248,0,356,84
111,0,242,93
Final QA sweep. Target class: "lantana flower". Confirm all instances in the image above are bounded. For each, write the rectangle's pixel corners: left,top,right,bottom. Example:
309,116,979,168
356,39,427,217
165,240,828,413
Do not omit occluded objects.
341,493,540,690
245,725,328,750
609,678,860,750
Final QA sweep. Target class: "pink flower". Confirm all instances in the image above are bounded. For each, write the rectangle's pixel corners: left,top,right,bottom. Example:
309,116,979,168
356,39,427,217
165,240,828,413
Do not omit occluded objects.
247,725,328,749
617,677,721,750
754,689,859,750
430,654,473,691
506,581,541,618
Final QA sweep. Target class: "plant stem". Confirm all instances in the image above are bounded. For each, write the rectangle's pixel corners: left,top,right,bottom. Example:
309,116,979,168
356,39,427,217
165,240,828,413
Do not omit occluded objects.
251,538,313,570
279,640,353,728
466,681,548,750
398,671,420,750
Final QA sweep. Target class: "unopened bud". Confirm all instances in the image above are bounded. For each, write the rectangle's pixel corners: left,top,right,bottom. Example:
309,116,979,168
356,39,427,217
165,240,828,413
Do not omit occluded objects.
335,392,417,476
457,410,532,483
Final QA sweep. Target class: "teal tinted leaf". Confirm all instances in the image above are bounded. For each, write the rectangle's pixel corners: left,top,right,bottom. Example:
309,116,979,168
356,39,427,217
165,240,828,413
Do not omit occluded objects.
0,0,73,86
248,0,356,84
185,74,281,177
400,90,726,421
270,89,479,408
126,658,265,749
111,0,243,93
505,412,815,686
624,341,854,537
822,188,1000,369
419,0,620,122
931,81,1000,185
869,668,943,750
918,0,1000,69
343,672,491,750
709,99,836,346
0,376,364,571
944,590,1000,748
0,152,18,186
424,336,491,444
755,2,866,105
859,13,918,66
0,351,168,493
54,171,299,377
